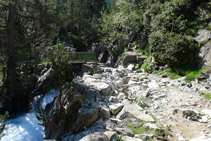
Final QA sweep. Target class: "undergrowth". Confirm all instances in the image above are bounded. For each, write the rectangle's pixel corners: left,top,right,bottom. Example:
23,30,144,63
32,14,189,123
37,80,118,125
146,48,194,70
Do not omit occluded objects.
202,93,211,100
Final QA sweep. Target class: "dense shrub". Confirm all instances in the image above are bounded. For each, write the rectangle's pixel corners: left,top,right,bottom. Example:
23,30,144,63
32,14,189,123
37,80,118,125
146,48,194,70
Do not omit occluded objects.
149,31,197,66
49,39,75,93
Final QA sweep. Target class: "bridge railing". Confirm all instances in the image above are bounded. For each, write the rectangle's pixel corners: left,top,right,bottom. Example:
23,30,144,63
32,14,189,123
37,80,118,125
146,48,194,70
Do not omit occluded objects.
68,52,97,63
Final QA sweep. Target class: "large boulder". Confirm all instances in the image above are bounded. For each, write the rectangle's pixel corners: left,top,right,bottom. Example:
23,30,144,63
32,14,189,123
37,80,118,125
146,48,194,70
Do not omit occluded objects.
199,42,211,67
79,132,109,141
109,103,124,115
122,136,143,141
71,104,99,133
194,29,211,42
197,41,211,79
117,100,154,122
45,90,82,139
83,75,113,96
116,52,146,67
44,86,100,140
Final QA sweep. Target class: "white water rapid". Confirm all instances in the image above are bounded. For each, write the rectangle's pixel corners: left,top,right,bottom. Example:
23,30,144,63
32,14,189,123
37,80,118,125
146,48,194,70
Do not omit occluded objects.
1,89,58,141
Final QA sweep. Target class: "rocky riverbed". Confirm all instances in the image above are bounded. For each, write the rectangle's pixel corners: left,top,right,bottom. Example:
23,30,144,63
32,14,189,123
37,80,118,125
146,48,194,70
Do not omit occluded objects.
43,62,211,141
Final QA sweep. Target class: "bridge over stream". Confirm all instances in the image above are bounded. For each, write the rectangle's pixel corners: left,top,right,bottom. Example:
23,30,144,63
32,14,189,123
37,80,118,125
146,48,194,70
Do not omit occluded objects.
69,52,97,63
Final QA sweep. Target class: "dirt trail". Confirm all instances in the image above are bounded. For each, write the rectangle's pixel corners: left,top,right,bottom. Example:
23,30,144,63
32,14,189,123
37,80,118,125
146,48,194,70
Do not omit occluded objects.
146,74,211,140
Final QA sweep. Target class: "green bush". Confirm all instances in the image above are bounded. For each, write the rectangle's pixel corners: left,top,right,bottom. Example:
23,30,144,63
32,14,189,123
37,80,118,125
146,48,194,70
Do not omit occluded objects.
185,28,197,36
49,39,75,93
149,31,196,67
135,47,150,56
166,72,181,79
202,93,211,100
140,56,153,73
152,68,181,79
185,69,201,82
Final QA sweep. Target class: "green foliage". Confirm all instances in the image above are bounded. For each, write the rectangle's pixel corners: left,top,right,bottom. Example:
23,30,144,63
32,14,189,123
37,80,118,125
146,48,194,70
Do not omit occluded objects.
185,28,197,36
135,48,149,56
153,68,181,79
49,39,75,93
202,93,211,100
143,0,200,67
185,69,202,82
99,0,147,58
128,125,147,135
140,56,153,73
149,31,196,66
0,111,9,138
152,66,202,82
128,124,171,137
166,72,181,79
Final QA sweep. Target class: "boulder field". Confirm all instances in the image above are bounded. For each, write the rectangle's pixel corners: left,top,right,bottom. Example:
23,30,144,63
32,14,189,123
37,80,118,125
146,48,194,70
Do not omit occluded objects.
44,63,211,141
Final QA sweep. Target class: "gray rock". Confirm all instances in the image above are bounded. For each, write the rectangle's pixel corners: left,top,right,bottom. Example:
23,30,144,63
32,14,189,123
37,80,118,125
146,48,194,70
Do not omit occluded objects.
122,136,143,141
148,80,159,90
73,106,99,133
82,63,102,73
109,96,118,103
128,43,137,51
117,100,154,122
195,29,211,42
201,109,211,116
117,93,126,101
135,134,162,140
109,103,124,115
115,128,134,137
83,77,112,96
190,135,211,141
99,106,110,119
199,42,211,67
62,135,75,141
182,109,201,121
45,90,82,139
122,77,131,85
104,131,118,141
75,82,88,94
143,123,161,131
116,52,146,67
79,132,109,141
127,64,135,71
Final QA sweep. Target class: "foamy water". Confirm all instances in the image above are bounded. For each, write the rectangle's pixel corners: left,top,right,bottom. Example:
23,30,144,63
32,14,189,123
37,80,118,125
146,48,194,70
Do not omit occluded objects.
2,90,57,141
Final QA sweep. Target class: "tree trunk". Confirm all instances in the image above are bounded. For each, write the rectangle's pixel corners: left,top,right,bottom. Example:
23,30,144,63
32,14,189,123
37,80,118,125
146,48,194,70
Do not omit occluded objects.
5,0,21,113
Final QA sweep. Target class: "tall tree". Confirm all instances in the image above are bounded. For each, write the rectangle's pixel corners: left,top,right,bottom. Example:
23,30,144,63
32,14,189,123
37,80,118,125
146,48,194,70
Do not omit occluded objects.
5,0,22,112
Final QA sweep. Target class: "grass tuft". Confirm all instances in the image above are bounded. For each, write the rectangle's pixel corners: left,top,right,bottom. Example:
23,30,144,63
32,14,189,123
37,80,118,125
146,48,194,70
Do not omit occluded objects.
128,125,148,134
185,69,201,82
202,93,211,100
152,68,181,79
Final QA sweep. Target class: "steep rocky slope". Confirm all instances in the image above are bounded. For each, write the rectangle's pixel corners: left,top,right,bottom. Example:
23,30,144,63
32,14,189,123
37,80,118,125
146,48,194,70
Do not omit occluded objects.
44,62,211,141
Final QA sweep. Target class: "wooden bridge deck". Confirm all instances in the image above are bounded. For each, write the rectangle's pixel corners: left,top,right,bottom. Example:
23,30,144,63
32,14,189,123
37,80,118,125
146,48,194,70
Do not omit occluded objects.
69,52,97,63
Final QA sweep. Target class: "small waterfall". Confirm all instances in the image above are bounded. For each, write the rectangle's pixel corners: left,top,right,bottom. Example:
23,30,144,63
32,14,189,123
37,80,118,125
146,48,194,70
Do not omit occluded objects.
1,89,58,141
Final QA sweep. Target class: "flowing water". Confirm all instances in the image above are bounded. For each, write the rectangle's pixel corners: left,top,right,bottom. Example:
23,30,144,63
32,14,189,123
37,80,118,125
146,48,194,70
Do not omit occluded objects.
2,90,58,141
